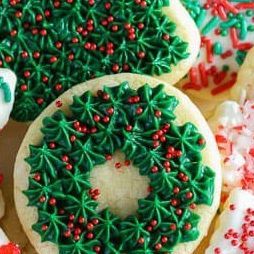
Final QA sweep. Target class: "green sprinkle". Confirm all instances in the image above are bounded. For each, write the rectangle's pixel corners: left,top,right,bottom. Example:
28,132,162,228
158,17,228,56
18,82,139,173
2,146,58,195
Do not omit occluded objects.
213,42,223,55
220,18,238,29
248,25,254,32
201,16,220,35
221,29,228,36
196,9,207,28
222,65,230,72
239,19,248,40
246,10,253,17
236,50,247,66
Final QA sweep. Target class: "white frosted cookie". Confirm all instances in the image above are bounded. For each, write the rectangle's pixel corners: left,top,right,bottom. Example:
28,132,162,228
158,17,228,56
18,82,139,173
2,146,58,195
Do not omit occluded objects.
177,0,254,115
14,73,221,254
206,188,254,254
0,68,17,130
209,99,254,192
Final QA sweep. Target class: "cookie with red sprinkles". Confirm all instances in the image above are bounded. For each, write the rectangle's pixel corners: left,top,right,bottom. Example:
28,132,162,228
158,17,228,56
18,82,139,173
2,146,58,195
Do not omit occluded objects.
0,0,200,122
206,188,254,254
14,73,221,254
178,0,254,106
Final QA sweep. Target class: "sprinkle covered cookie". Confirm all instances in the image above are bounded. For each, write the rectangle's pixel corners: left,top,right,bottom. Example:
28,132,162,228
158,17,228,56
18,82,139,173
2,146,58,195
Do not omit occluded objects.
0,0,200,122
206,189,254,254
0,68,16,130
178,0,254,102
14,74,221,254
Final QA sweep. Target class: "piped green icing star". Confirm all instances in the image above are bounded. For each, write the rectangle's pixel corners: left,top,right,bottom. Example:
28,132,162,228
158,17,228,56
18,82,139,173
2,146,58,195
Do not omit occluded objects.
64,191,98,220
25,143,64,178
42,111,84,151
93,209,120,243
138,194,171,225
32,208,67,243
120,216,150,249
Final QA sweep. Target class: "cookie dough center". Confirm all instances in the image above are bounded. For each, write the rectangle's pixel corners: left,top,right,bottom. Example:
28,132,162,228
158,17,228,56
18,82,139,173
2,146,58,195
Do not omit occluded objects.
90,150,150,219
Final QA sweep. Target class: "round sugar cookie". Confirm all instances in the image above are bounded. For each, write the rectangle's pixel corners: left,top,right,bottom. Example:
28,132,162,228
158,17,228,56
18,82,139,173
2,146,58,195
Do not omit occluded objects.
14,73,221,254
177,0,254,112
0,0,200,122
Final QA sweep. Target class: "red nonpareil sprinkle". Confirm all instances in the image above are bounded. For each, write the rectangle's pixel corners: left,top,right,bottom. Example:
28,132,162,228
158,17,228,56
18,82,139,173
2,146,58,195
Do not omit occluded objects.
115,162,121,169
229,204,236,211
0,243,21,254
55,100,63,107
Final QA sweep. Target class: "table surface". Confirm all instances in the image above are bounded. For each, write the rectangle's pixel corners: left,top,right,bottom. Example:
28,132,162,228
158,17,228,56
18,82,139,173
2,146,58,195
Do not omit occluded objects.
0,120,212,254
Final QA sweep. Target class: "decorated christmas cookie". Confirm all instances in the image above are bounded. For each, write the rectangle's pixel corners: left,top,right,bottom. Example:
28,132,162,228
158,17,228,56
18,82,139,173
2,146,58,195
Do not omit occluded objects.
0,0,200,122
0,69,16,130
0,229,21,254
206,188,254,254
14,74,221,254
178,0,254,107
209,99,254,192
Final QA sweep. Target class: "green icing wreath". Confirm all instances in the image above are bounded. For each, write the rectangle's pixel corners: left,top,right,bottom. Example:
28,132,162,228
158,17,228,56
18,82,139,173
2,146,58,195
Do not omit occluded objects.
24,82,215,253
0,0,189,122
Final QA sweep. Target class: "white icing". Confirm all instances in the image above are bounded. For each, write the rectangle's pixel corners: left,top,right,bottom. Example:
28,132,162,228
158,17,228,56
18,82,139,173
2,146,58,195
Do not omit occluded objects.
0,68,17,130
209,101,243,130
206,189,254,254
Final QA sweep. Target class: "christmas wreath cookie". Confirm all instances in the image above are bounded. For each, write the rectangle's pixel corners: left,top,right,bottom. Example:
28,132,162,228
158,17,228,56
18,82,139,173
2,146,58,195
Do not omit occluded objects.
177,0,254,110
0,68,16,130
0,0,200,122
206,188,254,254
14,74,221,254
